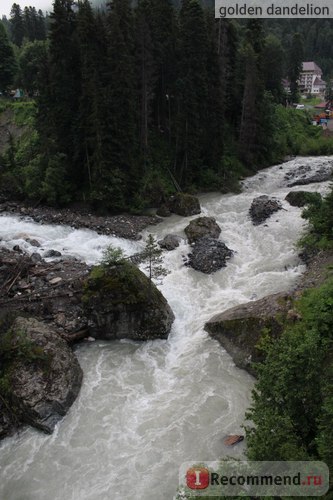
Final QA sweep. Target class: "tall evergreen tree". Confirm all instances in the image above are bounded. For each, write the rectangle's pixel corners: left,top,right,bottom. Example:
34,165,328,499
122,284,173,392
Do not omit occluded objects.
135,0,156,159
239,20,267,167
102,0,139,209
144,0,177,137
287,32,304,103
18,40,48,95
76,0,107,194
262,34,285,103
176,0,209,186
239,43,259,166
0,21,17,93
36,9,47,40
217,19,238,125
9,3,25,46
47,0,81,182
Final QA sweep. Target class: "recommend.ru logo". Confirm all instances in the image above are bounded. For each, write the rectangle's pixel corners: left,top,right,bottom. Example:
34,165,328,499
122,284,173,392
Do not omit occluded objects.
179,460,329,497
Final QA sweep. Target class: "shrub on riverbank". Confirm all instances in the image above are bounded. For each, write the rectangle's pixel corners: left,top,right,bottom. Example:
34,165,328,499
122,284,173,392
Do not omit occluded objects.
244,279,333,478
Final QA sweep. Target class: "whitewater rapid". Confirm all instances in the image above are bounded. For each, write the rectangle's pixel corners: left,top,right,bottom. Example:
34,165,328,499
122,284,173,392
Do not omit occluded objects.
0,157,332,500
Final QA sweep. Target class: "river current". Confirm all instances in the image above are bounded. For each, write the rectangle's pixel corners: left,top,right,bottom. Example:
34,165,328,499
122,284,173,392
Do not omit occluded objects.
0,156,332,500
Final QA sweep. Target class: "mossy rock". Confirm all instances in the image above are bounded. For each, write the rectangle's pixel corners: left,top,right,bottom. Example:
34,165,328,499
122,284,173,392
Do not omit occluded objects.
0,317,83,439
83,262,175,340
205,292,293,377
285,191,322,208
167,193,201,216
184,216,221,244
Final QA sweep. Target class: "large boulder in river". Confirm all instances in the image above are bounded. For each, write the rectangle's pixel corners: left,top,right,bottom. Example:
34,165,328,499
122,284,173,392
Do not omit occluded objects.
249,195,282,225
188,237,233,274
0,317,83,437
83,261,175,340
184,217,221,244
205,293,292,376
285,191,321,207
167,193,201,216
158,234,182,251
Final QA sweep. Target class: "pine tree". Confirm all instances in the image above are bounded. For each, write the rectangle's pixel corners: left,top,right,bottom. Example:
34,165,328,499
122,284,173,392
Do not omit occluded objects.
36,9,46,40
76,0,108,195
102,0,139,209
287,32,304,103
262,34,285,103
144,0,177,137
239,43,259,166
135,0,156,159
239,20,268,167
9,3,25,46
0,21,17,93
47,0,81,183
217,19,238,125
176,0,209,187
18,40,48,95
140,234,168,299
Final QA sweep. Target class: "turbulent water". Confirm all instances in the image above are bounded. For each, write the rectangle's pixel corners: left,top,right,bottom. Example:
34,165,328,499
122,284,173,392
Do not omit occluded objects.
0,156,332,500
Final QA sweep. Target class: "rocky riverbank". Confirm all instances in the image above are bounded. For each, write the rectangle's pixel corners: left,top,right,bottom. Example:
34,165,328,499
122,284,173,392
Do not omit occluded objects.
0,245,175,440
205,248,333,376
0,200,160,240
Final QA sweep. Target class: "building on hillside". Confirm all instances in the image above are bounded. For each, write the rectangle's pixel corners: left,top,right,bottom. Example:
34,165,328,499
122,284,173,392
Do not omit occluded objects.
299,62,326,95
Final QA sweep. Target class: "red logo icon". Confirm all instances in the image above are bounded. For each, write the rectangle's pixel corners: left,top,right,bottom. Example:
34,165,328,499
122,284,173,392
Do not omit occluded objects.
186,467,210,490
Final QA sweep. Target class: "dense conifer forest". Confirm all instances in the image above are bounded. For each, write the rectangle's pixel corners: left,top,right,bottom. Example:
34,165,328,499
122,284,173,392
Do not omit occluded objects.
1,1,333,211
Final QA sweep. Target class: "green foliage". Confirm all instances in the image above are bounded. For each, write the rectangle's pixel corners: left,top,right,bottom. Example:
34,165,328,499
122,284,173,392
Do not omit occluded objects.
0,21,17,92
100,246,125,267
245,279,333,466
11,100,36,126
83,260,150,305
140,234,169,283
301,186,333,250
0,323,48,398
18,40,48,94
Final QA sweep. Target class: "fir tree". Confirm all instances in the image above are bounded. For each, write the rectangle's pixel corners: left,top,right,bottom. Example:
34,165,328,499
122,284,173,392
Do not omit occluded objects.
47,0,81,183
0,21,17,93
9,3,25,46
176,0,209,186
287,32,304,103
103,0,139,209
135,0,156,159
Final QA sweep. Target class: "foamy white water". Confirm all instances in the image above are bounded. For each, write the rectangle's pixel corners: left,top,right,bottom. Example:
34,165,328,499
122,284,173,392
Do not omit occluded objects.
0,156,332,500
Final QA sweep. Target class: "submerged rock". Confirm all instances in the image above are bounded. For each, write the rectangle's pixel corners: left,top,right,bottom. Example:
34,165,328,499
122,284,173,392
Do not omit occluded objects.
285,191,321,207
287,167,332,187
188,237,233,274
158,234,182,251
249,195,282,225
184,216,221,244
83,262,175,340
44,249,62,258
205,292,292,376
0,317,83,437
167,193,201,217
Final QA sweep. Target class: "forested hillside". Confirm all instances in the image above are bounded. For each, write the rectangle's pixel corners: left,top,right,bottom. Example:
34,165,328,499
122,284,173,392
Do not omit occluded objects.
1,0,333,213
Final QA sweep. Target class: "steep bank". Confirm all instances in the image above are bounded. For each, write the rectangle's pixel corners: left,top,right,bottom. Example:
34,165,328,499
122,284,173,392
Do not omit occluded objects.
205,244,333,377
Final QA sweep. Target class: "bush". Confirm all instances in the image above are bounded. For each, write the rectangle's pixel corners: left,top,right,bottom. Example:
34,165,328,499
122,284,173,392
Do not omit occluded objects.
245,279,333,464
